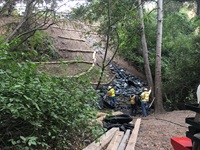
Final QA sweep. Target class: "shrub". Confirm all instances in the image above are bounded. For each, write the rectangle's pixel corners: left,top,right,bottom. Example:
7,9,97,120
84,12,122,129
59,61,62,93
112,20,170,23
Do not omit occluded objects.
0,60,101,149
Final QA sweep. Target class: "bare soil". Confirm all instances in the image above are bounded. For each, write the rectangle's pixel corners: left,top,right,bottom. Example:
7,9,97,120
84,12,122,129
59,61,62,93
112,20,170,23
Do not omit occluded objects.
134,110,195,150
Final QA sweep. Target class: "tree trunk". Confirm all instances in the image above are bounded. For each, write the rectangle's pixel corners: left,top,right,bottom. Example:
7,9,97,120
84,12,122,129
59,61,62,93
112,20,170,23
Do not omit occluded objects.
194,85,200,122
197,0,200,15
0,1,9,16
7,0,16,16
95,0,119,89
154,0,165,113
6,0,35,42
138,0,154,98
96,0,111,89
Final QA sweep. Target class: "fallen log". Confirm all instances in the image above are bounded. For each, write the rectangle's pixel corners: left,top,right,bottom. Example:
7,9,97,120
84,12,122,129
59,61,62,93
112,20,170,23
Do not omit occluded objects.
35,60,93,64
58,36,86,42
51,26,98,35
58,48,94,53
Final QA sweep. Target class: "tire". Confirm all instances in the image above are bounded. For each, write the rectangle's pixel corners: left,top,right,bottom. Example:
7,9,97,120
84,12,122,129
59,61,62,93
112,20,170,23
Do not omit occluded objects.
192,142,200,150
103,123,122,130
103,114,132,124
189,126,200,135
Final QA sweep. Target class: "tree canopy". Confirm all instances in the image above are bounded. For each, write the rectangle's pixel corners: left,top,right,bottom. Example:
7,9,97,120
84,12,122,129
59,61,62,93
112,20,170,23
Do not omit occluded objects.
0,0,200,148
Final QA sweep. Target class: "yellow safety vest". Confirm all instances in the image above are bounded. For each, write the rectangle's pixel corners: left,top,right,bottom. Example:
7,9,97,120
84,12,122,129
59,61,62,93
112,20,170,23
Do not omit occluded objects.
108,88,115,97
130,97,135,104
141,91,150,102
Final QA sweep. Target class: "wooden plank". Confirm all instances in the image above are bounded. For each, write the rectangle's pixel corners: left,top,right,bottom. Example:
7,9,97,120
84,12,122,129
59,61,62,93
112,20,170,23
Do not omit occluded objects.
106,131,124,150
83,127,119,150
118,129,131,150
125,118,141,150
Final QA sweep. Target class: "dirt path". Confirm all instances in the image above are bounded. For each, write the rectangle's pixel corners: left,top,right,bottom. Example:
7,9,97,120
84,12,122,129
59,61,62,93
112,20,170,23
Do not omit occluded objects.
133,110,195,150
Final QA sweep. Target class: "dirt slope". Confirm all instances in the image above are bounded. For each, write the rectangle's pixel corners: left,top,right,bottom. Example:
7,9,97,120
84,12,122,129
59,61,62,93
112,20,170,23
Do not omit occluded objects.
0,17,145,82
45,20,145,81
134,110,195,150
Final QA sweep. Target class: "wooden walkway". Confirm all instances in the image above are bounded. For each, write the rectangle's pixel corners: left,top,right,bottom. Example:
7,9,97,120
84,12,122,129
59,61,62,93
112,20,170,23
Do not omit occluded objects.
83,118,141,150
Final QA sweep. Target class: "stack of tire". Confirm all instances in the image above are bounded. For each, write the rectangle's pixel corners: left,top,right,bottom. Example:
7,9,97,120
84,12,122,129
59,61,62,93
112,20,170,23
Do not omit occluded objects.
103,114,134,132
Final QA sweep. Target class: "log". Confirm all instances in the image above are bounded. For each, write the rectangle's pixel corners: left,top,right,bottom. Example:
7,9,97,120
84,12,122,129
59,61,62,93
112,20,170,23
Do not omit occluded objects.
51,26,98,34
58,48,94,53
83,127,119,150
58,36,86,42
118,129,131,150
67,51,97,78
106,131,124,150
35,60,93,64
125,118,141,150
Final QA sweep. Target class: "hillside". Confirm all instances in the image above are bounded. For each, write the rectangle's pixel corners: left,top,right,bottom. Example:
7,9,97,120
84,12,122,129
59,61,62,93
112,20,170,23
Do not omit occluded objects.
0,17,145,84
44,20,146,82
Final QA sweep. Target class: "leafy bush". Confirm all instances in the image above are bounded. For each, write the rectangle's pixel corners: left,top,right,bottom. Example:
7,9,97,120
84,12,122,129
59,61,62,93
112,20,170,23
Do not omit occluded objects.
0,56,101,149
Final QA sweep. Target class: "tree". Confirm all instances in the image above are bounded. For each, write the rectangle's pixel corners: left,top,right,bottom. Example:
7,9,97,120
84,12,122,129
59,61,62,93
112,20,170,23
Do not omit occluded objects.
154,0,165,113
0,0,18,16
4,0,59,44
96,0,119,89
175,0,200,15
138,0,154,97
71,0,138,89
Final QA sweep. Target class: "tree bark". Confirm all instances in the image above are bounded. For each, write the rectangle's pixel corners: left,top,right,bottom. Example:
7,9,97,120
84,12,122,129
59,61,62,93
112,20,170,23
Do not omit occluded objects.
0,0,16,17
6,0,35,42
197,0,200,15
154,0,165,113
96,0,111,89
96,0,119,89
194,85,200,122
138,0,154,98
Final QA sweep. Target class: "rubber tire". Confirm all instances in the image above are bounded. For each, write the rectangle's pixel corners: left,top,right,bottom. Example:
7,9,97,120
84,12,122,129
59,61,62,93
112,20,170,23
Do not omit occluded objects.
192,142,200,150
103,114,132,124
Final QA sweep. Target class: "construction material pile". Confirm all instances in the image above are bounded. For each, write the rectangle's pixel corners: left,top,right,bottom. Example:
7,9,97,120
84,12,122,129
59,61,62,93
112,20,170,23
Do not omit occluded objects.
98,63,147,111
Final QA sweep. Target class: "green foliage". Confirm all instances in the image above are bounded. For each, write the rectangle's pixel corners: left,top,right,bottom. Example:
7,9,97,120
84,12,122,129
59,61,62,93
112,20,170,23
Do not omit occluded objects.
0,51,102,149
3,31,57,62
72,0,146,72
161,9,200,108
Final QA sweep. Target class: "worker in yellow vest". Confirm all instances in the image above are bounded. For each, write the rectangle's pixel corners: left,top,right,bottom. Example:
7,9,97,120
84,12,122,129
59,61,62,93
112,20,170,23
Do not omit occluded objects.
130,94,138,116
140,87,152,117
107,86,116,108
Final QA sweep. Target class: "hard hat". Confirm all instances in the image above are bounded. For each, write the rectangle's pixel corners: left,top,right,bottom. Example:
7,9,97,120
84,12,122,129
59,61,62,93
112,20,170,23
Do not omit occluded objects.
108,86,112,90
144,87,148,91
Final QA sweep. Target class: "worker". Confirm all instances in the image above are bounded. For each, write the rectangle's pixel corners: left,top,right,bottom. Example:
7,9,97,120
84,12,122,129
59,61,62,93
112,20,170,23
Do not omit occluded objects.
140,87,152,117
130,94,138,116
107,86,116,108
